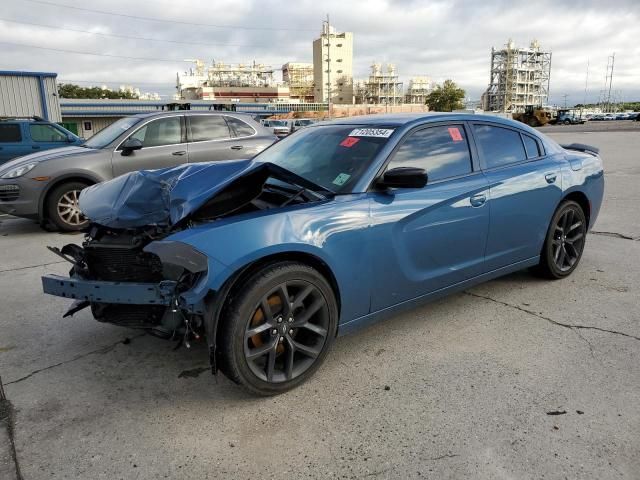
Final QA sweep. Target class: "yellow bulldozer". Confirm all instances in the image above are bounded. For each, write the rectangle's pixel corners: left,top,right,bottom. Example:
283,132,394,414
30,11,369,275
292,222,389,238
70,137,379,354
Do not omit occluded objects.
512,105,553,127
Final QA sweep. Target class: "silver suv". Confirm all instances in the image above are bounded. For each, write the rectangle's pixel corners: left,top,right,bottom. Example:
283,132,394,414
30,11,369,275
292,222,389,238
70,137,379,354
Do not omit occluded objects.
0,111,276,231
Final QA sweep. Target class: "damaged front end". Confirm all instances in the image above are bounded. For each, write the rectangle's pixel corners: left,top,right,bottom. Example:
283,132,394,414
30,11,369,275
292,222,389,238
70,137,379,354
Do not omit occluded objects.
43,224,209,344
41,159,331,354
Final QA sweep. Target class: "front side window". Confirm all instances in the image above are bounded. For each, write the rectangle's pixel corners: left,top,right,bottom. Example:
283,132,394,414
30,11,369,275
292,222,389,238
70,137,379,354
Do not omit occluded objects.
130,116,182,147
389,125,472,182
256,125,393,193
0,124,21,142
30,124,67,142
225,116,256,137
189,115,231,142
473,125,527,169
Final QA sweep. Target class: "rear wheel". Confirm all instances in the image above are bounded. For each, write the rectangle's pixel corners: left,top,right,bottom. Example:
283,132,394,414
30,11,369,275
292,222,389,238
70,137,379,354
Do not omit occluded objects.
46,181,90,231
534,200,587,279
218,262,338,395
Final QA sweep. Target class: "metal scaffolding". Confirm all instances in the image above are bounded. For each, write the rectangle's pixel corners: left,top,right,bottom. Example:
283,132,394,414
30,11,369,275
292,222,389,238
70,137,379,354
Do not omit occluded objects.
282,63,314,102
485,40,552,113
360,63,403,105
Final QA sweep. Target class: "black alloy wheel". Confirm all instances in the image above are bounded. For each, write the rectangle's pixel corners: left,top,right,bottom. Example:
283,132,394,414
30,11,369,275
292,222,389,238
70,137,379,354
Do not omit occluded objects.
218,262,337,395
535,200,587,279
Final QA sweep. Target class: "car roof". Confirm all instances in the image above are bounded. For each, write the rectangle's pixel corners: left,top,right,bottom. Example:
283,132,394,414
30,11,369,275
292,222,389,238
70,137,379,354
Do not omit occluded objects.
325,112,519,127
130,110,255,120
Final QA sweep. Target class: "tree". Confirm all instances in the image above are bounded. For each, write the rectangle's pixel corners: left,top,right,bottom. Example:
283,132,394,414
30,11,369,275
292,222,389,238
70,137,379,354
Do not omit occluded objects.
57,83,139,99
425,79,465,112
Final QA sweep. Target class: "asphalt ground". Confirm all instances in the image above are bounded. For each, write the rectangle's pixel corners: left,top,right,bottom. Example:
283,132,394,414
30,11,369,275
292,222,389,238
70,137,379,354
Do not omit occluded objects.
0,126,638,479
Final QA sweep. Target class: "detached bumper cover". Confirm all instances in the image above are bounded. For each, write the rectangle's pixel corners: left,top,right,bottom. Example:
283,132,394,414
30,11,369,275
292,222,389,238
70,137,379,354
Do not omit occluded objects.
42,274,178,306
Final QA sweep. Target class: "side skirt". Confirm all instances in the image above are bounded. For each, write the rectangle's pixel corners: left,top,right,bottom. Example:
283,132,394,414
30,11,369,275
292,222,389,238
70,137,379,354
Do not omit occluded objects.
337,256,539,336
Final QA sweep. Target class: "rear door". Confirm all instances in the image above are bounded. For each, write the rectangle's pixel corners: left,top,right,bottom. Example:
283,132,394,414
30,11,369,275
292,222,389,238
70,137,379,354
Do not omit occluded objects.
0,123,25,162
186,114,247,163
370,122,490,311
224,115,273,158
471,122,562,270
112,115,187,177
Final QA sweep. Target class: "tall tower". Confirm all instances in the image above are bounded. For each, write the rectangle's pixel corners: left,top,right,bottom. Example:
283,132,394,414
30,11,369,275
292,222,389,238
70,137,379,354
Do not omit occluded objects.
313,23,354,104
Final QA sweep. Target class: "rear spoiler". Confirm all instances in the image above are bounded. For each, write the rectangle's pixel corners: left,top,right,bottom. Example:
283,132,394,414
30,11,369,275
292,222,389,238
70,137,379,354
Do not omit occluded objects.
561,143,600,155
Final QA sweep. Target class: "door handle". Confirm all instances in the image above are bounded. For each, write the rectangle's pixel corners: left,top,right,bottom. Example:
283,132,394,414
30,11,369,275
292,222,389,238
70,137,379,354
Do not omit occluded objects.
230,145,244,150
470,193,486,207
545,173,557,184
172,151,187,156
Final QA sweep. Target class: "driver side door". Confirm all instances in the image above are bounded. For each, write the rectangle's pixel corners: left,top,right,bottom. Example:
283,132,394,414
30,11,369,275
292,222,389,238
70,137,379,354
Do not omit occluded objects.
369,123,490,311
112,115,187,177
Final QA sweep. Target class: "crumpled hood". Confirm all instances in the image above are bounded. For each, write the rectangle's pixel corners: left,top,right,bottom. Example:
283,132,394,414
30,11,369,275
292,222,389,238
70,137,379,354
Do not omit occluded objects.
79,159,265,228
0,146,96,173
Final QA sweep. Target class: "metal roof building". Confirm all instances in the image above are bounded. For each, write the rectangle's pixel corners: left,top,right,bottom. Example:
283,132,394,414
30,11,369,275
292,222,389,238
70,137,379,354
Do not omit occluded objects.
0,70,62,122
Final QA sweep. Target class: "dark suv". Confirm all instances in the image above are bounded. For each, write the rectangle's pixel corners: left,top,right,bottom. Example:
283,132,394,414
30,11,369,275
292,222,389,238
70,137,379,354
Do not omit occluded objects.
0,116,83,163
0,111,276,231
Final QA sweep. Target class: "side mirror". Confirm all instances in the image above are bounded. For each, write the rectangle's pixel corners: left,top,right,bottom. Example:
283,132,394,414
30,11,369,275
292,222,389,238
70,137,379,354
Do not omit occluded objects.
120,138,143,156
66,133,76,143
376,167,428,189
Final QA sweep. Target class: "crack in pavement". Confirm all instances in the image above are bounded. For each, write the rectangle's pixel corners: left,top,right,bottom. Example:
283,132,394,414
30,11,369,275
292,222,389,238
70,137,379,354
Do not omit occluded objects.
429,454,460,461
464,291,640,342
2,334,145,386
0,261,66,274
591,230,638,241
0,378,23,480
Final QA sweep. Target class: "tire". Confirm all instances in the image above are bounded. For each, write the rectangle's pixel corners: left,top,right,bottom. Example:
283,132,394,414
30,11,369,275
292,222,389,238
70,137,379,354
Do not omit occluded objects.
46,181,91,231
218,261,338,395
533,200,587,279
563,119,571,125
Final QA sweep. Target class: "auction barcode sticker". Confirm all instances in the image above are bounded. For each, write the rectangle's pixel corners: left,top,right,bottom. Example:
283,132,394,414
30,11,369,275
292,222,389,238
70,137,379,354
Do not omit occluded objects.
348,128,395,138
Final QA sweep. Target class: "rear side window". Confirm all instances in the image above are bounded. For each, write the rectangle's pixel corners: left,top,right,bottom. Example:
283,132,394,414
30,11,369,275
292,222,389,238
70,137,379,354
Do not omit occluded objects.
225,116,256,137
390,125,472,182
190,115,231,142
473,125,527,169
522,134,541,158
0,124,21,142
30,124,67,142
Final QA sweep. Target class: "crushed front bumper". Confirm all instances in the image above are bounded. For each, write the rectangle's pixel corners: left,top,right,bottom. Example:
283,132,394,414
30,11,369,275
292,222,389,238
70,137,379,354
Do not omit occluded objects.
42,274,178,306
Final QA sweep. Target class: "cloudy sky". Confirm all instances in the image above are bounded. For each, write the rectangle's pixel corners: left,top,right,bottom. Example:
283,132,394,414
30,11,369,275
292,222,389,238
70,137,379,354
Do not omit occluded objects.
1,0,638,105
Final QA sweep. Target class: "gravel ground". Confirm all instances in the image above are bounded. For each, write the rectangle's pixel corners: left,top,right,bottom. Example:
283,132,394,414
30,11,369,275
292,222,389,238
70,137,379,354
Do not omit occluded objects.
0,128,638,479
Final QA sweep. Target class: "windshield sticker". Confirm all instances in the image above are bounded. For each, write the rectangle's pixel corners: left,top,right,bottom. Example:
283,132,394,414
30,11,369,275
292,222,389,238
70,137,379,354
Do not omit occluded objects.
332,173,351,186
339,137,360,148
348,128,394,138
448,127,463,142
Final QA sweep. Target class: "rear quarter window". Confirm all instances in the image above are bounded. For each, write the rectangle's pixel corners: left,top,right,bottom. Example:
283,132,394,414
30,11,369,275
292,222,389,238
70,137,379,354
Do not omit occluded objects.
0,124,22,142
225,116,256,137
522,134,541,158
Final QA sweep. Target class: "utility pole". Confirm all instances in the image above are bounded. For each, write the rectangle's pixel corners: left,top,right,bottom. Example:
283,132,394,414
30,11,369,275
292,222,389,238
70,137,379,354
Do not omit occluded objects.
562,94,569,109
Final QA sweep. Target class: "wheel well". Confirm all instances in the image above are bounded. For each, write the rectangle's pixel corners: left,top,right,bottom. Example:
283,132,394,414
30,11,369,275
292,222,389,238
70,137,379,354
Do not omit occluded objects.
563,191,591,228
40,177,95,221
214,252,342,341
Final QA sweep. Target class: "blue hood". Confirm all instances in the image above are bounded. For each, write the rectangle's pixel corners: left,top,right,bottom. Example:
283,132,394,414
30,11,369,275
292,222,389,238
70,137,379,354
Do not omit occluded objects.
79,159,265,228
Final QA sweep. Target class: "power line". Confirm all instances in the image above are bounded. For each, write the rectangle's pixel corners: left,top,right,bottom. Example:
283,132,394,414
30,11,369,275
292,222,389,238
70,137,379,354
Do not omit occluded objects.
20,0,317,32
0,17,260,48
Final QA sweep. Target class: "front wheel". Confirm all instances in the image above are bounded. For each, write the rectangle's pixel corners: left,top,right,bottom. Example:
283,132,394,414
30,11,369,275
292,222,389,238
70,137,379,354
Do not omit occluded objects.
46,181,90,231
534,200,587,279
218,262,338,395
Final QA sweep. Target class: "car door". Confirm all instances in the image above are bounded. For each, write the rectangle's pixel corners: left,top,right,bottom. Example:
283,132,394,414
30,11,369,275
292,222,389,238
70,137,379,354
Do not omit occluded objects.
224,115,273,158
112,115,187,177
186,114,248,163
369,123,490,311
471,122,562,270
28,123,72,153
0,123,25,162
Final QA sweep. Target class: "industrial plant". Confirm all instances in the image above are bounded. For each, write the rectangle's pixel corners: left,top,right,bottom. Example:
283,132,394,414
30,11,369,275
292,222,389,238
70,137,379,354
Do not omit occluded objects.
482,39,552,113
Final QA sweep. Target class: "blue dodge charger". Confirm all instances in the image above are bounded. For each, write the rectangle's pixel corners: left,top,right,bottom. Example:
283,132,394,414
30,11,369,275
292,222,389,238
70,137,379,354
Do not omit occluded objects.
42,113,604,395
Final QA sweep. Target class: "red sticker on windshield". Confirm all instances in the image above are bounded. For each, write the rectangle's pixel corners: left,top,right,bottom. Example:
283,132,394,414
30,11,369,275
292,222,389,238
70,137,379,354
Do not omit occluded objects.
448,127,463,142
340,137,360,148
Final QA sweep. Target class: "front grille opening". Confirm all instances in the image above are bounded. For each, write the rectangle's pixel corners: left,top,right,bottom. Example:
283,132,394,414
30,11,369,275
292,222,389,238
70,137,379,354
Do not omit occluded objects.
0,184,20,202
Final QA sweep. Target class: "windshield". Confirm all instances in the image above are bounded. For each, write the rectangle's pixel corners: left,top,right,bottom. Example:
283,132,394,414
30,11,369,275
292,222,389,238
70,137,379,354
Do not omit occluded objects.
255,125,394,193
83,117,143,149
269,121,288,127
